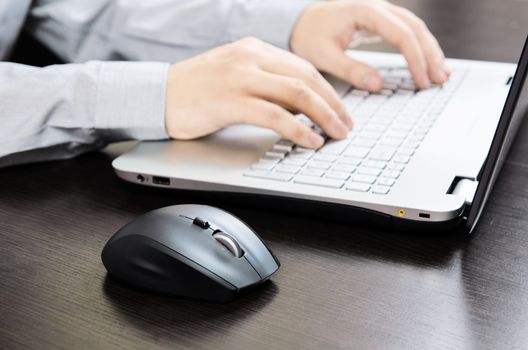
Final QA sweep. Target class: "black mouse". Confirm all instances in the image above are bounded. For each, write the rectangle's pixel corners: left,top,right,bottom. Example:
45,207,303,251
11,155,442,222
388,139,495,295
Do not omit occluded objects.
101,204,280,302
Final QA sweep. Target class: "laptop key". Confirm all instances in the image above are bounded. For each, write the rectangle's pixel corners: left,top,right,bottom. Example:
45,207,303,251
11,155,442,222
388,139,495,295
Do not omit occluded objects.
313,154,338,162
392,124,414,132
352,174,377,184
294,175,344,188
360,131,383,140
394,155,411,164
378,178,396,187
243,169,269,178
282,158,307,166
319,139,350,155
340,157,362,166
385,130,409,139
288,152,313,160
398,148,415,156
408,133,425,142
346,182,371,192
383,76,402,85
343,146,370,158
275,165,300,174
372,185,391,194
351,89,370,97
273,144,293,152
264,172,293,181
244,170,292,182
333,163,357,173
362,160,387,169
307,160,332,170
387,163,405,172
292,147,315,154
369,147,396,161
396,89,414,96
343,94,364,105
357,167,382,176
383,82,399,90
403,141,421,149
400,81,417,91
351,138,377,148
379,138,402,147
382,170,401,179
277,139,294,147
325,171,351,181
265,151,286,159
300,168,325,177
251,161,276,171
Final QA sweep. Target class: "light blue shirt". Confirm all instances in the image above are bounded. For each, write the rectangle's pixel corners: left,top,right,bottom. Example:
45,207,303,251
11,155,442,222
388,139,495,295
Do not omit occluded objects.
0,0,315,167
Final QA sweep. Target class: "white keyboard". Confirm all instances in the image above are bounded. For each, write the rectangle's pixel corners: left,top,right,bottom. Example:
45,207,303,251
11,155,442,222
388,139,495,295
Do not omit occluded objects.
244,68,466,195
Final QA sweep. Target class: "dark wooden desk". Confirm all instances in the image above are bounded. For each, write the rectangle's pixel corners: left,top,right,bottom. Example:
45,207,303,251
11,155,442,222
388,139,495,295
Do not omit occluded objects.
2,1,528,349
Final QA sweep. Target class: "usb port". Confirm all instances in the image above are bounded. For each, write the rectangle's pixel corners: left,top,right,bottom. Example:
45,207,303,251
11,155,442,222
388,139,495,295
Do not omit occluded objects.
152,176,170,186
419,213,430,219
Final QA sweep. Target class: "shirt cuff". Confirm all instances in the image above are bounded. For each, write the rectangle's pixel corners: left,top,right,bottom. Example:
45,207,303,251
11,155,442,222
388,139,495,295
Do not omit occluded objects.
226,0,317,50
94,61,170,141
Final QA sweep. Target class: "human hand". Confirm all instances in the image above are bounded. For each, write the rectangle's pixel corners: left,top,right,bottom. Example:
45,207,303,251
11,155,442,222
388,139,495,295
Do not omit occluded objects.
165,38,352,149
290,0,450,91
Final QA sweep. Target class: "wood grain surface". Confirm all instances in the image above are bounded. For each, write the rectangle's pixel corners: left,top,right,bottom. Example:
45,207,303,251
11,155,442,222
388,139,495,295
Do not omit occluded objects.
1,1,528,349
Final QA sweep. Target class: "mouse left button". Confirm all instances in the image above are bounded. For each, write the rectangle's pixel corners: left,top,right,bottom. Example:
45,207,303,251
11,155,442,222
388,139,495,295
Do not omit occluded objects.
192,217,210,229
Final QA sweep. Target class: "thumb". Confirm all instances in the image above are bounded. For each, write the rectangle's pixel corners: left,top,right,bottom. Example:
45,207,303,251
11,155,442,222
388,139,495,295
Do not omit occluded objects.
321,46,383,92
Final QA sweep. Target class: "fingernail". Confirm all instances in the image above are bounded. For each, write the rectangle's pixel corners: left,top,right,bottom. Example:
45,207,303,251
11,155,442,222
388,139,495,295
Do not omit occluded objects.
436,68,447,83
308,133,324,148
338,105,353,129
362,74,382,91
333,121,348,138
344,113,354,129
443,62,452,76
419,76,430,89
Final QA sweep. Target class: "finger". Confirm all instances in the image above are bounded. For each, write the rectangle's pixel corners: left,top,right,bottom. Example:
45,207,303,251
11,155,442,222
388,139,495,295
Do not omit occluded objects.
389,6,449,84
358,5,430,89
317,44,384,92
248,72,349,140
256,44,353,129
239,98,324,149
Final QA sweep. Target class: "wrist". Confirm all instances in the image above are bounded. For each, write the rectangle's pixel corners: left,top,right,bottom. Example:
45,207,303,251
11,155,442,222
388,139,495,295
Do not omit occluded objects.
226,0,317,51
289,2,324,55
165,64,178,139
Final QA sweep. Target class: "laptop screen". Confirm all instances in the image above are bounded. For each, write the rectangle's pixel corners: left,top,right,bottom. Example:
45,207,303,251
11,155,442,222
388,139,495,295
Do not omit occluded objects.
466,35,528,233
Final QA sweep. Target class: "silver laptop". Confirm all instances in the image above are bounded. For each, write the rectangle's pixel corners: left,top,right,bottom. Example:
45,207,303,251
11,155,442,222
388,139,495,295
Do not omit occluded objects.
112,37,528,233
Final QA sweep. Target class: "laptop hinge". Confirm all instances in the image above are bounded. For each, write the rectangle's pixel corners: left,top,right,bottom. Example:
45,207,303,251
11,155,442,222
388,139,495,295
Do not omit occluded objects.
449,178,479,205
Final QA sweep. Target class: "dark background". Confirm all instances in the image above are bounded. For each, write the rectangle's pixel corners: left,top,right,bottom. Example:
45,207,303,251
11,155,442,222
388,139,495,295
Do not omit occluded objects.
2,0,528,349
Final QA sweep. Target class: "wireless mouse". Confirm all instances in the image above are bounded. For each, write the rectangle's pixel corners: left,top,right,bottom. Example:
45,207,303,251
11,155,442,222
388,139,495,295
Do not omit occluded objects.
101,204,280,302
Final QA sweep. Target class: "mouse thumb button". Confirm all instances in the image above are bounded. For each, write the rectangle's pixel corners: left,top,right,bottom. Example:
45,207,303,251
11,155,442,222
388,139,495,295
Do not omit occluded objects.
213,231,244,258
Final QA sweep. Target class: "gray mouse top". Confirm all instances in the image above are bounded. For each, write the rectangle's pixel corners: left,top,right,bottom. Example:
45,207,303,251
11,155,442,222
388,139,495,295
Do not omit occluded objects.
101,204,280,302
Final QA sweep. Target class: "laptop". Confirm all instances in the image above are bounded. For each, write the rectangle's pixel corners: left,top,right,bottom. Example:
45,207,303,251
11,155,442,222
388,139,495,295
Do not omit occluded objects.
112,36,528,234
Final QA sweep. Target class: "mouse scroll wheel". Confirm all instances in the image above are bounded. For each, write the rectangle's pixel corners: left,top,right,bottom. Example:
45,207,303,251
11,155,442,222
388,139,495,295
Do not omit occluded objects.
213,231,244,258
192,217,210,229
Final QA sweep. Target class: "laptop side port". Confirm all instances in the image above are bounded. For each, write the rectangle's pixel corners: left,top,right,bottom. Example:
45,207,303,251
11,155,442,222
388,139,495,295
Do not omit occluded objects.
152,176,170,186
447,177,479,205
419,213,431,219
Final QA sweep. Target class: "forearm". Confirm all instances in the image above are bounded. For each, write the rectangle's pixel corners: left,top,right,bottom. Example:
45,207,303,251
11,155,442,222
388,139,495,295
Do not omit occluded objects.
0,61,168,168
26,0,316,63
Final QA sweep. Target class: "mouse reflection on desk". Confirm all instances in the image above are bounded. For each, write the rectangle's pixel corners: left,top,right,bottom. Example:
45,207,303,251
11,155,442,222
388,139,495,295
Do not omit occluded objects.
101,204,280,303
